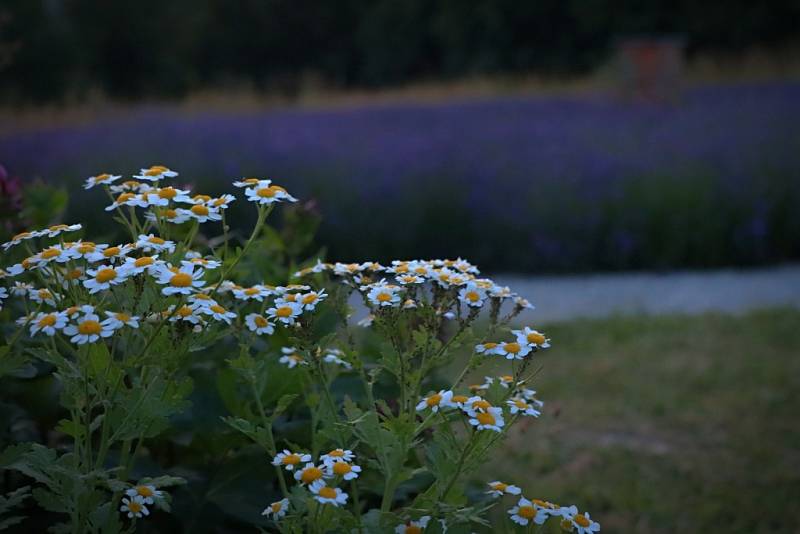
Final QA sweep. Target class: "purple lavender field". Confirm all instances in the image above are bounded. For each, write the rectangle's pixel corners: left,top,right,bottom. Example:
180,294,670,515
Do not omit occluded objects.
2,82,799,272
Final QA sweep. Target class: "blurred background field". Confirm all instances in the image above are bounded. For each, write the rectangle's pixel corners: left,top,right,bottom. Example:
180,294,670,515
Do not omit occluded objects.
2,1,800,532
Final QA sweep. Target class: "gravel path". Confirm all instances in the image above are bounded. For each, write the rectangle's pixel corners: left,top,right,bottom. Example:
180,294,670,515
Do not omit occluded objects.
493,263,800,323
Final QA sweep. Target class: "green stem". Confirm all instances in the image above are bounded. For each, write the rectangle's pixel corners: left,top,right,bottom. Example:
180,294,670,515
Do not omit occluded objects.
250,379,290,499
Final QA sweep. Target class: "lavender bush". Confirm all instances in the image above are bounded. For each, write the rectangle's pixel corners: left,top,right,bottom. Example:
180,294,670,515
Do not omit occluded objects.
2,82,798,272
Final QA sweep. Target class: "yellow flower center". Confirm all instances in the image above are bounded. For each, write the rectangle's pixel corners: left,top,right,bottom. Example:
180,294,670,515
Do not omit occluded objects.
242,177,260,184
177,306,193,317
116,192,135,203
271,501,282,512
115,313,131,322
170,273,192,287
254,315,269,327
476,412,496,426
426,394,442,407
405,526,422,534
302,293,318,304
41,248,61,259
518,505,536,519
67,268,83,280
300,466,323,484
96,268,117,283
134,256,154,267
78,320,102,335
515,399,528,409
103,246,121,257
318,486,337,499
38,289,52,299
466,291,480,302
244,287,260,296
376,292,392,302
492,482,508,491
128,501,143,513
165,209,178,218
136,486,153,497
451,395,468,404
332,462,352,475
275,306,293,318
193,293,211,300
193,194,211,202
77,243,96,254
148,236,165,245
38,315,57,327
13,232,31,240
191,204,209,216
281,453,301,465
212,197,227,207
504,342,521,354
527,332,546,344
123,180,140,189
144,165,168,176
574,514,590,527
94,173,111,182
472,399,491,410
21,258,33,269
328,449,345,457
210,305,226,314
256,186,279,198
47,223,66,231
158,187,177,199
414,266,427,274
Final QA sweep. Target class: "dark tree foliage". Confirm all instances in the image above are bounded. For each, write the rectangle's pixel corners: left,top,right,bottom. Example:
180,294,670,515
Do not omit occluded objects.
0,0,798,102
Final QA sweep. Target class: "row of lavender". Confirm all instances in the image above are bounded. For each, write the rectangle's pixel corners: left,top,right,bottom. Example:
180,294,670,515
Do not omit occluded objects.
2,82,799,272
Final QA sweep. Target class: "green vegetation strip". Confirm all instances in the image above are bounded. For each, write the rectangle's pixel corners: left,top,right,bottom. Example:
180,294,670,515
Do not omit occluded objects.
481,308,800,533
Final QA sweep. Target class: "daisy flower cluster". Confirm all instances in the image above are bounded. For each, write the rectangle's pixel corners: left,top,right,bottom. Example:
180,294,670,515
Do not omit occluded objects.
483,480,601,532
264,448,362,520
119,483,166,520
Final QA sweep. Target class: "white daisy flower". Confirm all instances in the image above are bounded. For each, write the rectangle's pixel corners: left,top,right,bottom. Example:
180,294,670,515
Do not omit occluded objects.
486,481,522,498
209,194,236,209
309,480,348,506
430,268,458,288
458,283,487,308
2,230,40,251
63,307,114,344
186,293,217,310
29,311,67,336
232,285,272,301
396,274,424,285
201,303,236,324
102,311,140,330
244,182,297,204
406,260,432,277
179,204,222,223
244,313,274,335
232,177,264,188
468,406,505,432
86,244,133,264
323,350,352,370
84,266,128,294
84,173,121,189
293,259,330,277
262,498,289,519
144,186,192,206
512,327,550,349
182,256,222,270
109,180,148,193
462,396,493,417
135,234,176,254
415,390,453,413
272,450,312,471
67,241,106,260
105,191,140,211
297,289,327,311
513,296,535,310
441,393,471,410
507,397,541,417
41,224,82,238
294,463,325,486
11,282,33,296
395,516,430,533
517,388,544,407
560,506,601,534
494,341,532,360
169,305,204,324
508,497,549,526
29,288,58,306
325,460,361,480
125,484,163,505
152,263,205,295
135,165,178,181
489,285,513,299
119,255,161,276
366,283,402,307
33,245,71,265
333,262,363,276
320,448,355,466
279,347,307,368
266,301,303,325
120,496,149,519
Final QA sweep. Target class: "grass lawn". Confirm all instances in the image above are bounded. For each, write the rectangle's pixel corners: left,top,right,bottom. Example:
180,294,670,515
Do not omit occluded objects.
477,308,800,533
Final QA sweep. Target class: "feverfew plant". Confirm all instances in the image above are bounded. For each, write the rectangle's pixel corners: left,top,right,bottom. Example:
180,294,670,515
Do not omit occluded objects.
0,166,600,533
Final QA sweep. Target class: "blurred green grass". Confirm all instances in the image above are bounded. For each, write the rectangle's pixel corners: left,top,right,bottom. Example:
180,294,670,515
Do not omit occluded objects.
476,308,800,533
